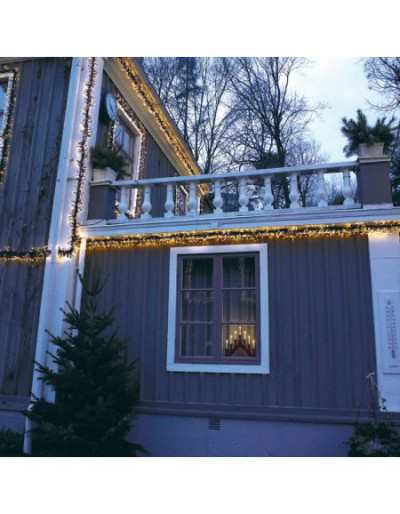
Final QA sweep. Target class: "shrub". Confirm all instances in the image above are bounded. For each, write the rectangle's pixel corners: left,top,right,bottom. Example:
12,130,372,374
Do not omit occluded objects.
341,109,395,157
0,428,24,457
348,421,400,457
25,276,144,457
91,146,129,180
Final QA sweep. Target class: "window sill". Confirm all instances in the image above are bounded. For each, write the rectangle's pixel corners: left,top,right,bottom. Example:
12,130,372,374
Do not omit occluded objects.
166,361,270,375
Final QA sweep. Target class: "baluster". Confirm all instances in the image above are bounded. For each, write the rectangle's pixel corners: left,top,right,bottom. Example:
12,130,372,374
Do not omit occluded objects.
141,186,152,219
238,177,249,213
289,173,301,208
263,176,274,210
117,186,129,220
164,184,175,218
213,179,223,214
316,170,328,208
187,182,198,216
342,169,355,207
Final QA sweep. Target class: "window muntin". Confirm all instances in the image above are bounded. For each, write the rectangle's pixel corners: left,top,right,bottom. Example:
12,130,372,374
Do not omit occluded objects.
176,252,260,364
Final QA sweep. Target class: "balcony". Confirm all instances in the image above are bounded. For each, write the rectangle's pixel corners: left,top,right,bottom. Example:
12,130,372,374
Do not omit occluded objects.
82,157,400,240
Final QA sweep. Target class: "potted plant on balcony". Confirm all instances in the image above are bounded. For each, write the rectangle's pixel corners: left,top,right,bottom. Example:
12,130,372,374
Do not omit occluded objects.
91,145,129,182
88,146,130,220
341,109,395,159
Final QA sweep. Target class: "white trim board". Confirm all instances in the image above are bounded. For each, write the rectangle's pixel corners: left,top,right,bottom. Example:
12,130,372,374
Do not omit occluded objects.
368,232,400,412
166,244,270,375
29,59,104,402
81,205,400,240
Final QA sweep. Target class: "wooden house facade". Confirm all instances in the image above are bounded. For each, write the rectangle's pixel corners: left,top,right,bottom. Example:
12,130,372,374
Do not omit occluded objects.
0,57,399,456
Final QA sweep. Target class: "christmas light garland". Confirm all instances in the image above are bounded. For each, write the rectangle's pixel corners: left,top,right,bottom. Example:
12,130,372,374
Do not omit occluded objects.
0,67,19,182
0,65,46,264
59,57,97,258
85,221,400,252
2,58,400,264
0,246,50,264
117,58,199,177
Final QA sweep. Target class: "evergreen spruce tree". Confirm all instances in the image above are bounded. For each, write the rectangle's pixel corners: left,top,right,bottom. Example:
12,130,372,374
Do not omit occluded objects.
25,276,143,457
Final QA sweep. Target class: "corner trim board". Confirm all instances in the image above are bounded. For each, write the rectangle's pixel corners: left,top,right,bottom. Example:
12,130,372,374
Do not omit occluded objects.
368,231,400,412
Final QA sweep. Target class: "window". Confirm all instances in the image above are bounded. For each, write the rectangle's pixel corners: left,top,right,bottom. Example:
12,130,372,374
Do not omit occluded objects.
0,71,16,180
0,79,8,129
114,117,136,178
112,109,141,215
167,244,269,374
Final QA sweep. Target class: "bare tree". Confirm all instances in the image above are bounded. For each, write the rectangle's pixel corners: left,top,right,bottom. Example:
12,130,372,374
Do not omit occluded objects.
227,57,322,206
143,57,326,209
364,58,400,113
142,57,235,173
364,58,400,203
286,137,328,206
141,58,179,105
199,59,238,173
228,58,318,165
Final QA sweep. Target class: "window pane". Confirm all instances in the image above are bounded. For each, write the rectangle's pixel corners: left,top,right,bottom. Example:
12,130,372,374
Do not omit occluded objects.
0,81,7,127
182,291,213,322
122,128,131,154
114,125,123,146
182,257,213,289
222,290,256,323
223,255,256,288
115,121,134,161
222,324,257,358
180,324,213,357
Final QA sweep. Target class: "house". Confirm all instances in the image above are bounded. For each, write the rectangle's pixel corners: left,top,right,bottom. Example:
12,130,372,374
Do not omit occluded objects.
1,57,400,456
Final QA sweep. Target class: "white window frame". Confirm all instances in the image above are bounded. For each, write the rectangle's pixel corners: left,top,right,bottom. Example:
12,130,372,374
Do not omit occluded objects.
114,101,144,215
167,243,270,374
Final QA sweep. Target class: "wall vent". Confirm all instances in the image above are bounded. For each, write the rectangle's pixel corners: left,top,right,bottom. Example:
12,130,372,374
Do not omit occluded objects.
208,417,221,431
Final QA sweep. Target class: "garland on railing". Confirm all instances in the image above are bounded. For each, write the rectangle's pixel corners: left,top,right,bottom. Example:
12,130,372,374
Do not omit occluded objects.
0,67,19,182
85,221,400,252
58,57,98,258
0,246,50,264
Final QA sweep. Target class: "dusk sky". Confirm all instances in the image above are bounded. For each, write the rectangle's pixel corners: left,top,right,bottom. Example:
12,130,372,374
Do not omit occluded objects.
293,57,383,162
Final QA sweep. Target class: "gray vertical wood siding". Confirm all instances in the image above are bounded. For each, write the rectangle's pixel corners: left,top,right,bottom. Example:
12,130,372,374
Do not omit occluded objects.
0,262,44,396
0,59,71,249
0,62,184,399
84,236,377,419
0,59,70,396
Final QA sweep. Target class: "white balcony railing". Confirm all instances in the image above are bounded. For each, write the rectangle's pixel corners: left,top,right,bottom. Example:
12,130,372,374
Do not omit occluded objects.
100,160,360,222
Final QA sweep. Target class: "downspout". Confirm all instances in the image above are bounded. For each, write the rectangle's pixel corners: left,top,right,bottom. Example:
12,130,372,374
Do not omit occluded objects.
23,58,103,454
